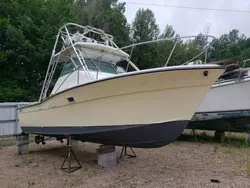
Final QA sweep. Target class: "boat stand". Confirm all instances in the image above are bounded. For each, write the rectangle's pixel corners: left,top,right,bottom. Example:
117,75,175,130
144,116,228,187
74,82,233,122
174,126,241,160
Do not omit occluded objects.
191,129,199,141
119,145,137,158
61,136,82,173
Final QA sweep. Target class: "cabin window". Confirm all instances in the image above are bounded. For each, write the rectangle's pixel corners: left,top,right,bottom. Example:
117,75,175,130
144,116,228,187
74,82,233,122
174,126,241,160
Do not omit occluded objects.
115,59,136,72
60,60,75,76
85,59,99,71
111,64,126,73
72,58,98,72
96,61,117,74
62,58,132,75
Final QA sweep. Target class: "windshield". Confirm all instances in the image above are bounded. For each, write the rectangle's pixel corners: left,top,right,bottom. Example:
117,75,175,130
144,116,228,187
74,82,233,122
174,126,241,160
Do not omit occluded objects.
60,59,75,77
94,60,117,74
60,58,131,77
111,64,126,73
72,58,128,74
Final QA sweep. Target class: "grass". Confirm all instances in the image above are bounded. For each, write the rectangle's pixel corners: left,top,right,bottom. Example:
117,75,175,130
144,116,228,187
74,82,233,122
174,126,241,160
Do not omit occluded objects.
223,149,232,154
179,130,250,148
0,134,36,148
224,135,250,148
247,155,250,176
231,171,241,177
0,136,16,148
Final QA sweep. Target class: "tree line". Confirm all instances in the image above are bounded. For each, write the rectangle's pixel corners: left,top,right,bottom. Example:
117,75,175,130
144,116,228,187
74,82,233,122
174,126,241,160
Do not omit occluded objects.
1,0,250,102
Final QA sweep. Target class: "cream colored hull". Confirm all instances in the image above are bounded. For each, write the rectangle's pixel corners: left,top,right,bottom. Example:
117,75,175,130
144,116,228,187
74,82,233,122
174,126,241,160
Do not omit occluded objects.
19,65,224,127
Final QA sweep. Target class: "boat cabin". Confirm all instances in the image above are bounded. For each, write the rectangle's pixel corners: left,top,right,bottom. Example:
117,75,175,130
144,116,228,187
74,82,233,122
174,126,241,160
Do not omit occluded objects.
50,34,138,95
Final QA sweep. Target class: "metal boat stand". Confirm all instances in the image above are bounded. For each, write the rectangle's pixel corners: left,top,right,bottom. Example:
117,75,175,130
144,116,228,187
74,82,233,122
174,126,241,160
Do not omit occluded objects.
191,129,199,141
61,136,82,173
119,145,137,158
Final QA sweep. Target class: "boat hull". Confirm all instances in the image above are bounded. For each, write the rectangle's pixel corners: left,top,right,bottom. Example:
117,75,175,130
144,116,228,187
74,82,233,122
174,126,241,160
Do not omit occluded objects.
188,110,250,133
22,120,188,148
18,65,224,148
197,78,250,113
189,78,250,132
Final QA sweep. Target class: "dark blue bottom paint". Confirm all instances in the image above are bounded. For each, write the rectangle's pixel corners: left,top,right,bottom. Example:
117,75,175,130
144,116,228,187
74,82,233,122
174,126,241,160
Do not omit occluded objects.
21,120,189,148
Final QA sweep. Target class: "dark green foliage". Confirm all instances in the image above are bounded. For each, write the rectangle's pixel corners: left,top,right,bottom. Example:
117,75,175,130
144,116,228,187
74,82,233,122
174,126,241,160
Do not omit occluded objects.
75,0,130,46
130,8,160,69
0,0,77,102
1,2,250,102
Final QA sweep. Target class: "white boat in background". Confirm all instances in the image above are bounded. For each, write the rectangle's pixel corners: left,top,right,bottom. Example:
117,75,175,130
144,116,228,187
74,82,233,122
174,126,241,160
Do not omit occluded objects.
18,23,224,148
189,59,250,132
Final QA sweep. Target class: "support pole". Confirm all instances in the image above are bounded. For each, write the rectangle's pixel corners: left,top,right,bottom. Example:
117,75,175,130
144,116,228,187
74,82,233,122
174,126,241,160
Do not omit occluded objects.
119,145,137,158
191,129,199,141
214,131,225,142
61,136,82,173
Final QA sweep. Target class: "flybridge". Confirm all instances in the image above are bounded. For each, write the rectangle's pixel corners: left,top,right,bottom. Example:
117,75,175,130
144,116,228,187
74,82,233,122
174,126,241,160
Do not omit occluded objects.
52,23,126,62
60,24,118,48
39,23,138,102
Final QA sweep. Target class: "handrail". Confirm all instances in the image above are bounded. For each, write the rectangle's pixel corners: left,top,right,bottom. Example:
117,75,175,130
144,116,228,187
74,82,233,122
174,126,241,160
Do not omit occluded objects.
59,23,114,39
214,75,250,86
214,58,250,85
237,58,250,81
165,38,179,66
96,35,216,67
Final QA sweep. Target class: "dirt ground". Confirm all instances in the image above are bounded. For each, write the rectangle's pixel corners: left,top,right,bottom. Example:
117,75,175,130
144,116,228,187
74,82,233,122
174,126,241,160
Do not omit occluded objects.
1,136,250,188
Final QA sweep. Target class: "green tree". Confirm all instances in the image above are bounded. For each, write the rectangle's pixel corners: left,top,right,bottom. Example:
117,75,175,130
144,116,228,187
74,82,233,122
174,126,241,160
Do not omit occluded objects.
131,8,159,42
159,24,176,39
130,8,160,69
208,29,250,63
75,0,130,47
0,0,76,102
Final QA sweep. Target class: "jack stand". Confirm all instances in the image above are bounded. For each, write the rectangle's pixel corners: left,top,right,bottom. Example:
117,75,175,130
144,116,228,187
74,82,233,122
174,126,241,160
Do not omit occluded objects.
119,145,137,158
61,136,82,173
191,129,199,141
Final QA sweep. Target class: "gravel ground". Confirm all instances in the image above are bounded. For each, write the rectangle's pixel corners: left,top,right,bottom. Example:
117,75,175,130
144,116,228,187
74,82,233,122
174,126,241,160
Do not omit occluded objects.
0,139,250,188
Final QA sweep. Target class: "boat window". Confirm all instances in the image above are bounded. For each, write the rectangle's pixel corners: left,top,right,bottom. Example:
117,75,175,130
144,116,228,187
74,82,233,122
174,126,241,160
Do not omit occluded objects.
72,58,98,71
63,58,132,75
85,59,99,71
111,64,126,73
60,60,75,76
116,66,126,73
115,59,136,72
95,61,117,74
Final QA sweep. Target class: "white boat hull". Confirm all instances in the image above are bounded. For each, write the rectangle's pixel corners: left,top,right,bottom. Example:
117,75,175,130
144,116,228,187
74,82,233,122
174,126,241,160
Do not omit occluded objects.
189,77,250,133
18,65,224,148
197,77,250,113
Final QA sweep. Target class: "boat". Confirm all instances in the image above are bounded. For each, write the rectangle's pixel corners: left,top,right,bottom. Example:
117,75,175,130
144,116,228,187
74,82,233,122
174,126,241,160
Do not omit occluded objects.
188,59,250,133
17,23,225,148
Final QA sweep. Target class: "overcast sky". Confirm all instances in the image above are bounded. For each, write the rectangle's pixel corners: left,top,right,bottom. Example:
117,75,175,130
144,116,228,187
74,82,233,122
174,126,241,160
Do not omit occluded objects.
121,0,250,38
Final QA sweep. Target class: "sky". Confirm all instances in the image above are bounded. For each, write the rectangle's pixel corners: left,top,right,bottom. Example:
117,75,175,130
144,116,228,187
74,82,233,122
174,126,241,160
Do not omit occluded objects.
120,0,250,38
